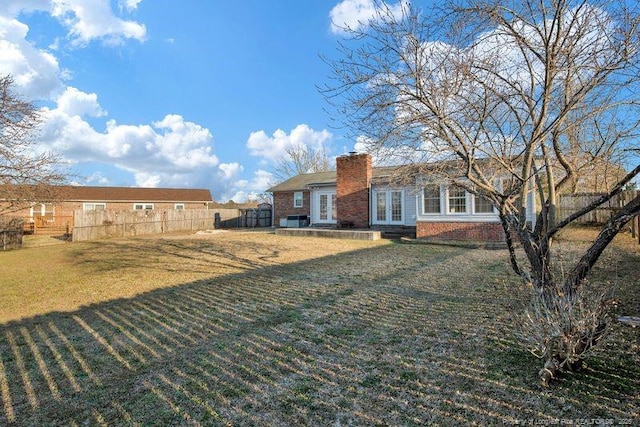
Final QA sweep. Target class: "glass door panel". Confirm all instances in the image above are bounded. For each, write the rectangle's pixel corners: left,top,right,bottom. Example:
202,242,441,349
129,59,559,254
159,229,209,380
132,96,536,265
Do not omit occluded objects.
376,192,387,222
320,194,328,220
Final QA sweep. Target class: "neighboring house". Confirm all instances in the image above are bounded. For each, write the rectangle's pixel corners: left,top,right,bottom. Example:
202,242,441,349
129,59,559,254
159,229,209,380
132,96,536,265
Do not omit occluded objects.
2,185,213,232
268,153,536,242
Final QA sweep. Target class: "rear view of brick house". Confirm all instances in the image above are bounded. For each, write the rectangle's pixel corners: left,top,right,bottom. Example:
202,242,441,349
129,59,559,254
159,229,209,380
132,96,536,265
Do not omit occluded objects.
268,152,536,242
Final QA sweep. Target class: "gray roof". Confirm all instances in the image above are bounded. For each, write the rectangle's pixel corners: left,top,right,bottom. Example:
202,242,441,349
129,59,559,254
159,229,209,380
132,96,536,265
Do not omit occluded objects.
267,171,336,192
267,166,405,192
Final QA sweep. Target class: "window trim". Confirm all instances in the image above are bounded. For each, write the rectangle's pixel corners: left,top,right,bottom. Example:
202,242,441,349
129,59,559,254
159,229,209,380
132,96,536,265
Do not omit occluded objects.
293,191,304,208
83,202,106,211
446,185,468,214
133,203,154,211
422,184,442,215
174,203,185,210
473,194,495,214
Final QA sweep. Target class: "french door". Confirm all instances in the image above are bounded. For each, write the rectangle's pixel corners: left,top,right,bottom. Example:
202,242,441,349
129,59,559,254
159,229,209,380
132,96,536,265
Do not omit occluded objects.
316,191,336,224
373,190,403,225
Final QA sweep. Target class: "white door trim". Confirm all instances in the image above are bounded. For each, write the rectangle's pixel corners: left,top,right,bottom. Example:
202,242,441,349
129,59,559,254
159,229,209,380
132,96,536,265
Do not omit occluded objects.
372,189,404,225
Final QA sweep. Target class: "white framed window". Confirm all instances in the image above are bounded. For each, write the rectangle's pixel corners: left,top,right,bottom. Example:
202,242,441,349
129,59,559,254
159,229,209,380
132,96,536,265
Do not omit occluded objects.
422,185,441,214
30,203,55,217
293,192,303,208
83,203,106,211
447,186,467,214
30,204,43,217
473,194,494,214
174,203,185,210
133,203,154,211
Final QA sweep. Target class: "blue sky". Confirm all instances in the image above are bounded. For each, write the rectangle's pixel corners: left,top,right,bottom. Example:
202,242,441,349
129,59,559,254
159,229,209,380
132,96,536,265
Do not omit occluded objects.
1,0,409,202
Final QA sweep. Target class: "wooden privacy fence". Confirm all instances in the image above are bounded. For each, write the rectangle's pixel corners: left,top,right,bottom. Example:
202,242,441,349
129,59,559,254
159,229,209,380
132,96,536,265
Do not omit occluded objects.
243,207,272,228
557,190,639,225
72,209,219,242
0,217,23,251
215,207,272,228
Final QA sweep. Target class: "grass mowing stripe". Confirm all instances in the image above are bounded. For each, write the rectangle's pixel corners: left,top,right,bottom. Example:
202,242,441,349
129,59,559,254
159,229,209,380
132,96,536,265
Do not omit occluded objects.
5,330,38,409
102,307,175,354
94,310,161,360
0,344,15,423
35,325,82,392
19,327,61,401
47,322,102,386
72,315,133,371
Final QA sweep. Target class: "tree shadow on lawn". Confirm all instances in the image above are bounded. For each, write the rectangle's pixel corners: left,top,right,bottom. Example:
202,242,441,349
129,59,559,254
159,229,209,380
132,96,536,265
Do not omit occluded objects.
0,243,637,425
68,236,281,276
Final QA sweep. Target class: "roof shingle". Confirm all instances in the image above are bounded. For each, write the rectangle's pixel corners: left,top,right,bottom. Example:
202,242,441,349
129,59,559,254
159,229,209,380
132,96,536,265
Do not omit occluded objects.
267,166,405,192
56,186,213,202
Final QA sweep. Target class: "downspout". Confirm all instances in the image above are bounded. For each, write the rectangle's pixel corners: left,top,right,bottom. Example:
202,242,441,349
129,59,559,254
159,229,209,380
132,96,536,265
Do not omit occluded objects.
267,192,274,227
369,186,372,228
307,186,313,227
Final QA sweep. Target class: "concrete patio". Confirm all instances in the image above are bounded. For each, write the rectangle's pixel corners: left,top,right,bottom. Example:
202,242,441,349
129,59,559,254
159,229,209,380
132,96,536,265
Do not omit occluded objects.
275,227,382,240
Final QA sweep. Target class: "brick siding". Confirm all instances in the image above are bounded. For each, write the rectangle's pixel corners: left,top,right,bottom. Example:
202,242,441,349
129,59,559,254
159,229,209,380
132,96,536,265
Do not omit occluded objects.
8,201,209,218
416,221,505,242
273,191,310,226
336,154,372,228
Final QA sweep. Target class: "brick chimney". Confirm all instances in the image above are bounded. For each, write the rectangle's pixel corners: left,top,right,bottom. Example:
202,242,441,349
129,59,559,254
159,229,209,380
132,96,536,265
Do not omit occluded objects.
336,152,372,228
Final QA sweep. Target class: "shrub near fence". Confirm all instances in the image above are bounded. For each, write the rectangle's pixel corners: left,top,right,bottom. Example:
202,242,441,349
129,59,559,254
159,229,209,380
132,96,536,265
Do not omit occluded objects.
72,209,222,242
0,217,24,250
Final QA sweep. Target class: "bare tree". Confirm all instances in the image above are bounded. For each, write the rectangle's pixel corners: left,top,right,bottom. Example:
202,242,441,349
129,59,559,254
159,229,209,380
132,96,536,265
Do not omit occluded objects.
273,143,332,181
0,75,67,215
324,0,640,384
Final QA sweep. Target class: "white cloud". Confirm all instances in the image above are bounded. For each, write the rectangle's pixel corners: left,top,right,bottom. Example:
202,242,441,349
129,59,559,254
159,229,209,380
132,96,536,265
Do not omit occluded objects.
151,114,218,169
329,0,408,35
251,169,276,192
118,0,142,13
216,167,275,203
57,86,106,117
0,15,64,99
247,124,333,162
132,172,162,188
39,90,220,188
0,1,49,16
218,162,243,180
83,171,111,185
0,1,275,204
0,0,146,99
354,135,428,166
1,1,146,49
50,0,147,46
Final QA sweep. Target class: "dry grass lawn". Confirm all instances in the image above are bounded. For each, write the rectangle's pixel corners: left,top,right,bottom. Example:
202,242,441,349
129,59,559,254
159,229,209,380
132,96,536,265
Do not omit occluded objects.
0,228,638,425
